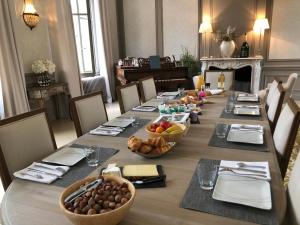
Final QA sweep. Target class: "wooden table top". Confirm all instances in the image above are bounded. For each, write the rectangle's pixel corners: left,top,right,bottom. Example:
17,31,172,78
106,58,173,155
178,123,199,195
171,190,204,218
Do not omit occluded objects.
0,95,286,225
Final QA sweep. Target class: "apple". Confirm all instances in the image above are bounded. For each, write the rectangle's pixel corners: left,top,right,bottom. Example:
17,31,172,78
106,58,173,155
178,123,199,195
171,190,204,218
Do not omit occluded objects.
160,121,171,130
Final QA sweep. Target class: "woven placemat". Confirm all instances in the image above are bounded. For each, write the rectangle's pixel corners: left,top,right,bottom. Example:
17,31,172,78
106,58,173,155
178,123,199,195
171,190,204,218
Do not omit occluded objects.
180,159,278,225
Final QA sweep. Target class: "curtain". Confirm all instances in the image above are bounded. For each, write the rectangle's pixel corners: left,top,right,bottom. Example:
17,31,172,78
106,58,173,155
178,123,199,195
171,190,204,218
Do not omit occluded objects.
0,0,30,118
46,0,82,98
91,0,120,101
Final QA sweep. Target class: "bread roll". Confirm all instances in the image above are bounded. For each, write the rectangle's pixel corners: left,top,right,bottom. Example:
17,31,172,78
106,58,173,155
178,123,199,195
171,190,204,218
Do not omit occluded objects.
127,136,142,152
139,144,153,154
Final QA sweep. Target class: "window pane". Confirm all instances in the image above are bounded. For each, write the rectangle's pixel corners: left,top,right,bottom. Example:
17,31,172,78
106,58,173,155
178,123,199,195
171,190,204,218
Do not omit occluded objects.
79,15,93,73
72,15,84,73
70,0,78,14
77,0,87,14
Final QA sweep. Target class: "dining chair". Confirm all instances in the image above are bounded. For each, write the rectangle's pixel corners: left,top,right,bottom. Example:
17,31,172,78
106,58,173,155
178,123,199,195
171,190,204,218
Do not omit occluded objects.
286,152,300,225
204,70,234,91
273,98,300,178
283,73,298,103
267,83,285,133
117,83,141,114
139,76,157,102
70,91,108,137
0,109,57,190
262,78,282,109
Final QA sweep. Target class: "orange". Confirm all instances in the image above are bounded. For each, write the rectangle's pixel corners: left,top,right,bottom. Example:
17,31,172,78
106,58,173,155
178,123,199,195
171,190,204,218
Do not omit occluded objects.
155,126,165,133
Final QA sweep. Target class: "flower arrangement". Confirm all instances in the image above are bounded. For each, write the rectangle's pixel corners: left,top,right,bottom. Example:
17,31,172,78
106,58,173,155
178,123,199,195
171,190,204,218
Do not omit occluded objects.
215,26,236,43
32,59,56,74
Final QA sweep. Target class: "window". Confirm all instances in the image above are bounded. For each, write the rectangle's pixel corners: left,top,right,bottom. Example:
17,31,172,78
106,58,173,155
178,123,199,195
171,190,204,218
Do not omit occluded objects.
70,0,95,75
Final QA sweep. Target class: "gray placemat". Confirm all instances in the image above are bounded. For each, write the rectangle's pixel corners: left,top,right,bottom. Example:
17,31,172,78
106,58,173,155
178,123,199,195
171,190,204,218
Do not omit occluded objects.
208,125,268,152
220,109,263,121
180,159,279,225
51,144,119,187
117,119,151,137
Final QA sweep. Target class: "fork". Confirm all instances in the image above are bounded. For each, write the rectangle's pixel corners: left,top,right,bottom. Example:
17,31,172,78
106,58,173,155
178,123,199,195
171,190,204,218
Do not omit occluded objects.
219,168,267,178
20,172,43,179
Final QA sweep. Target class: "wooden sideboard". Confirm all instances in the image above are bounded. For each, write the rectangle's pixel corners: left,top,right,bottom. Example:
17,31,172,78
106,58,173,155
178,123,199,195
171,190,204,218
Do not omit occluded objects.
115,66,191,92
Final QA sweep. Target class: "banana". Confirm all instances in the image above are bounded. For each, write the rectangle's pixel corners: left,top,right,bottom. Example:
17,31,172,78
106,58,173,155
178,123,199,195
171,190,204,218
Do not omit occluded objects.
166,125,183,133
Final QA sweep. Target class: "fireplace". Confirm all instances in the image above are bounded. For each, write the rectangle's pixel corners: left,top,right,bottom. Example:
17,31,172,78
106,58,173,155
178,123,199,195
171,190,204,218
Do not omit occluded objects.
200,56,263,93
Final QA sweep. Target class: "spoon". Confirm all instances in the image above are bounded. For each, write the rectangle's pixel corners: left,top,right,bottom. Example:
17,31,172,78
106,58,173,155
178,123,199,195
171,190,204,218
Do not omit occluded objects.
237,162,266,169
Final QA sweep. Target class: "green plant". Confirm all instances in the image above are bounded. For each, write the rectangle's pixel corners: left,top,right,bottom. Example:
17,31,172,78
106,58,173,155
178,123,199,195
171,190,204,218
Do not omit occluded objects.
180,47,199,77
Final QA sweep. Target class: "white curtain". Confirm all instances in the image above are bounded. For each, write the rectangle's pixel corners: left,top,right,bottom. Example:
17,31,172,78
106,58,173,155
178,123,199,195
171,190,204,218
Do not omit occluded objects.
46,0,82,98
91,0,120,101
0,0,30,118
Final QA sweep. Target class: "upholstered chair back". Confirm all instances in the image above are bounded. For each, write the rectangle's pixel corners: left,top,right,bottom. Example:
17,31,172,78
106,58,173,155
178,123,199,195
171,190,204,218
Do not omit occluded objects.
71,91,108,137
266,79,280,108
0,109,56,189
139,77,157,102
283,73,298,103
267,83,285,133
273,98,300,177
117,83,141,114
287,152,300,225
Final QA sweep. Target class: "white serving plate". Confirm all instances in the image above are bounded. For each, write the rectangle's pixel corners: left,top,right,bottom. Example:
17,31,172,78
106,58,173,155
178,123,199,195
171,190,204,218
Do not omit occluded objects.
227,124,264,145
132,105,157,112
103,118,135,128
236,94,259,102
234,105,260,116
42,147,85,166
142,99,164,107
161,91,180,96
153,113,190,124
212,174,272,210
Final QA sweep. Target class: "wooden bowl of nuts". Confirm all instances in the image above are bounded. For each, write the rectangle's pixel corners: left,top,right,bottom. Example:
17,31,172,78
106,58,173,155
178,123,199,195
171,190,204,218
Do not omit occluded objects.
59,175,135,225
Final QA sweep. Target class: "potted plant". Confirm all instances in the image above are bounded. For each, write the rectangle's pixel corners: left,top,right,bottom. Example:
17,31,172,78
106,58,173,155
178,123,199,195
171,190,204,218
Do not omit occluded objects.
180,47,200,79
219,26,236,58
32,59,56,87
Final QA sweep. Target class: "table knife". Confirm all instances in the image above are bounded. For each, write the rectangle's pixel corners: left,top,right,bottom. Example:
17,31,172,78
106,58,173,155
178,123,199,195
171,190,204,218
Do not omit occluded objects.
216,165,267,174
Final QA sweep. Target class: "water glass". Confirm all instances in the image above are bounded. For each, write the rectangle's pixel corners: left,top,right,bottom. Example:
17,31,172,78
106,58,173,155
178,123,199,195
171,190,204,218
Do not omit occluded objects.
215,123,229,139
197,163,217,190
224,102,234,113
85,147,100,167
178,87,185,96
130,115,140,127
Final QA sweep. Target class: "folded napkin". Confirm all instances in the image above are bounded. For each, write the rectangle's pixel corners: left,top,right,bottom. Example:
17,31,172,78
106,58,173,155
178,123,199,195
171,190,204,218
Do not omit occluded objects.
209,89,223,95
218,160,271,181
14,162,70,184
132,106,157,112
89,126,122,136
142,99,164,107
157,95,176,100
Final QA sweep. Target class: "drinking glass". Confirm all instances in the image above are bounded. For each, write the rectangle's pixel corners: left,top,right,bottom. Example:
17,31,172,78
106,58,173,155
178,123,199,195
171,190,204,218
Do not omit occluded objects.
197,162,217,190
215,123,229,139
224,102,234,113
85,147,100,167
178,87,185,96
130,113,140,127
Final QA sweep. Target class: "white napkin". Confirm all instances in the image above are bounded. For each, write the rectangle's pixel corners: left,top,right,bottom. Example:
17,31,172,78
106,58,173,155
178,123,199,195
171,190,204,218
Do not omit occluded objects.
132,106,157,112
14,162,69,184
89,127,121,136
209,89,223,95
218,160,271,181
142,99,164,107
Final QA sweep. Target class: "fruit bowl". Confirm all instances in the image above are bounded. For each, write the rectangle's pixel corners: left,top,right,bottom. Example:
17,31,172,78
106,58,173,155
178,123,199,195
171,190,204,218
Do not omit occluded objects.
145,122,186,142
59,175,135,225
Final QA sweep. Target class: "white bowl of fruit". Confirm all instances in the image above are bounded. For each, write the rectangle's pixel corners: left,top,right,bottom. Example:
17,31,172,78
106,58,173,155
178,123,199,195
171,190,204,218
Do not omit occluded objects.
145,121,186,142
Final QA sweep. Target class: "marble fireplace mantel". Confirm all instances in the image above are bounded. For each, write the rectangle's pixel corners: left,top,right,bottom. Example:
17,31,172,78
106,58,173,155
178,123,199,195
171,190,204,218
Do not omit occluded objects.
200,56,263,93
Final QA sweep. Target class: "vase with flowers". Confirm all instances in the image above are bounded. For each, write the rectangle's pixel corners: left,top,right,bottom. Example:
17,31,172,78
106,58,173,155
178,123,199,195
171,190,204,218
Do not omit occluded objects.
219,26,236,58
32,59,56,87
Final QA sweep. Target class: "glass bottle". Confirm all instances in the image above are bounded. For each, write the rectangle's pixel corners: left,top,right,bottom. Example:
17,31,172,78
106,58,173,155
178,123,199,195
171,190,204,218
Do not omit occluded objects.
240,33,250,58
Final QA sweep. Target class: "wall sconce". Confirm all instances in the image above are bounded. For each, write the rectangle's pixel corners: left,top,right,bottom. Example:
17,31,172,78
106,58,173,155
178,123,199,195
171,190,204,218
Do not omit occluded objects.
253,18,270,55
23,0,40,30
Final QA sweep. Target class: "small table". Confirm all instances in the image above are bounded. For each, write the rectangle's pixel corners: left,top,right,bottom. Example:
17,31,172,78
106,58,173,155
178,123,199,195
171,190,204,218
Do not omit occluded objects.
27,83,69,116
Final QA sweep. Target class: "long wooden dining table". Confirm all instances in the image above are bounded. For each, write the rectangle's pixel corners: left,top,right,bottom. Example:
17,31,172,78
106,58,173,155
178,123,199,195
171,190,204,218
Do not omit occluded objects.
0,94,286,225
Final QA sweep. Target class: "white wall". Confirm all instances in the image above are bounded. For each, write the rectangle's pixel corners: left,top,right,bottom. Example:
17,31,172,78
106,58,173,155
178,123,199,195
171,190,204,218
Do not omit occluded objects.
163,0,198,59
123,0,156,57
269,0,300,59
10,0,52,73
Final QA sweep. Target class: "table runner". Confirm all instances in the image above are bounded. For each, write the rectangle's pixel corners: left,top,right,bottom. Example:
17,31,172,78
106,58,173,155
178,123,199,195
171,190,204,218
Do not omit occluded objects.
219,109,263,121
180,159,279,225
208,125,268,152
52,144,119,187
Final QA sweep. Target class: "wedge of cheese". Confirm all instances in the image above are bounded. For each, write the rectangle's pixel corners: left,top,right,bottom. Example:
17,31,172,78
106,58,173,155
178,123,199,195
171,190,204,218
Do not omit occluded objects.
123,165,158,177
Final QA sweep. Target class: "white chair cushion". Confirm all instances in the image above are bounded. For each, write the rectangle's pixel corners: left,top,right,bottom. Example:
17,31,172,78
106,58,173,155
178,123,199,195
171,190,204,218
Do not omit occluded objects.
0,113,55,178
273,104,295,156
283,73,298,101
267,87,281,123
288,153,300,225
120,85,140,112
266,80,278,107
142,78,156,101
75,94,107,134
